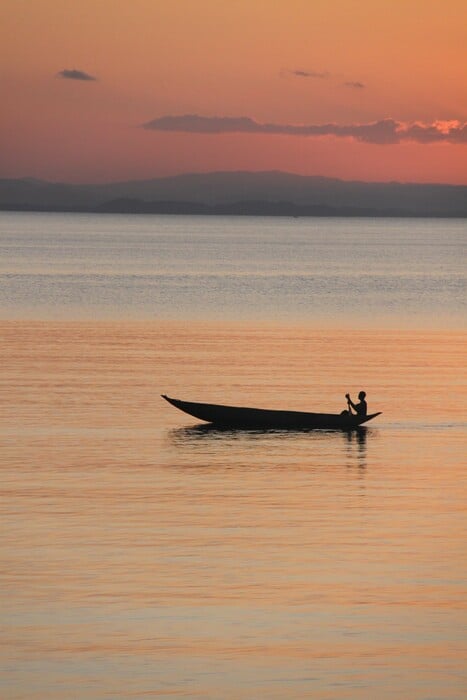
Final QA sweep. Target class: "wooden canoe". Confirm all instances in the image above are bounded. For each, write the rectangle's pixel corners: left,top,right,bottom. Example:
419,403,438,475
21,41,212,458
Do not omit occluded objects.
162,395,381,430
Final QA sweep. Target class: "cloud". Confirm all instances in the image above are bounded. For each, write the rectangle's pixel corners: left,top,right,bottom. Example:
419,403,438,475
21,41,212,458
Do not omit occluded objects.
142,114,467,144
344,81,366,89
291,69,329,79
57,69,97,81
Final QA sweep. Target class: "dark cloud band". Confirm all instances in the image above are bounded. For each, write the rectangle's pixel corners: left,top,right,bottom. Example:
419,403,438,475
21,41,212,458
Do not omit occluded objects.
142,115,467,144
291,70,329,79
57,69,97,81
344,81,366,89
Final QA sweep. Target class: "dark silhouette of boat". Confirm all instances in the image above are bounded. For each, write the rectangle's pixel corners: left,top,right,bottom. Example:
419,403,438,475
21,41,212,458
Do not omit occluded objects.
162,395,381,430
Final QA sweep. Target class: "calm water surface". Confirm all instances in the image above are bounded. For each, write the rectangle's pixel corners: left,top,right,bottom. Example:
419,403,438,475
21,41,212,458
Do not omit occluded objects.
1,213,466,698
0,212,465,326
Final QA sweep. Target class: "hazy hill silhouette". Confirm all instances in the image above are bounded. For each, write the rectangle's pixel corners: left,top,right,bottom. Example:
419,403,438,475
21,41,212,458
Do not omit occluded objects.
0,171,465,217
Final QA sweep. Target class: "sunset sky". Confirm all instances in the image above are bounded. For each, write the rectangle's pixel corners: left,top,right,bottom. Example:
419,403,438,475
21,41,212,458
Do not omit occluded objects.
1,0,466,184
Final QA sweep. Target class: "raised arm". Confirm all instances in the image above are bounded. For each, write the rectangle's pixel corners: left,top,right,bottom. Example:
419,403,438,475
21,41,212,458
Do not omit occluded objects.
345,393,358,413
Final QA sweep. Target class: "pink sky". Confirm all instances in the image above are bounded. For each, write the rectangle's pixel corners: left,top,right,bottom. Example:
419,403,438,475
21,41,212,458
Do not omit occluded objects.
1,0,466,183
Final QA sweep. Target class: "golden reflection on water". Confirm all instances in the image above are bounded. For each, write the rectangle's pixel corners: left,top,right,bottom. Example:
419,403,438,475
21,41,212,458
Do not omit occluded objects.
1,321,466,699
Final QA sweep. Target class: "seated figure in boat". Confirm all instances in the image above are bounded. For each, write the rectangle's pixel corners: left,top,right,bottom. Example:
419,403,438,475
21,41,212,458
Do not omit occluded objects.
343,391,367,416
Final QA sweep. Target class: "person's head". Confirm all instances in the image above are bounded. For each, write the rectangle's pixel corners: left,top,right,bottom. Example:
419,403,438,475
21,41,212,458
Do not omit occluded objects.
358,391,366,401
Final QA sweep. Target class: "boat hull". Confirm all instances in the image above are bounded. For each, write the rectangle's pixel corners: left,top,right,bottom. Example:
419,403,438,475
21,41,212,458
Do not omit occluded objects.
162,395,381,430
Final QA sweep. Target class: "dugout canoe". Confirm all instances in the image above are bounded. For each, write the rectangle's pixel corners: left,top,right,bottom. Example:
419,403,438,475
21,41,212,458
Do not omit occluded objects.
162,395,381,430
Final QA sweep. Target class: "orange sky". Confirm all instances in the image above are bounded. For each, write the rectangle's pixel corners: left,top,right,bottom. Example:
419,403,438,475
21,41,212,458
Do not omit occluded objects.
1,0,466,183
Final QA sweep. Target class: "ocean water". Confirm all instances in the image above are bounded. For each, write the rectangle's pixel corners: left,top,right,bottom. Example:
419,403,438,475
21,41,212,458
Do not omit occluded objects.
0,212,465,326
1,213,466,699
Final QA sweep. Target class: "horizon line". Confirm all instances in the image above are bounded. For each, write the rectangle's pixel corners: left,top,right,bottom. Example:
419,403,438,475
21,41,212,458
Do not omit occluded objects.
1,170,466,188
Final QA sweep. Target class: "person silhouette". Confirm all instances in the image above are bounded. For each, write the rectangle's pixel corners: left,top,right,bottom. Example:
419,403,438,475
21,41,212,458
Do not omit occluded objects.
345,391,367,416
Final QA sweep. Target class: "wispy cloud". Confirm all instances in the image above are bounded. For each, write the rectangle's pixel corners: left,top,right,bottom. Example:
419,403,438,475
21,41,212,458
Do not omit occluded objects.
344,81,366,89
142,115,467,144
291,69,329,79
57,69,97,81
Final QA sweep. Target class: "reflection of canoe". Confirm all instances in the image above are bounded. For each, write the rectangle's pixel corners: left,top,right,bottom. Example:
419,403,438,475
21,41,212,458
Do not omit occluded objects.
162,395,382,430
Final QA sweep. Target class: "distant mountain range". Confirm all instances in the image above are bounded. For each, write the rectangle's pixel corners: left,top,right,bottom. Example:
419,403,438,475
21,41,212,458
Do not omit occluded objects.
0,171,466,217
